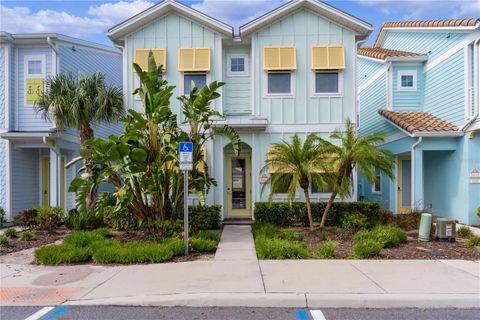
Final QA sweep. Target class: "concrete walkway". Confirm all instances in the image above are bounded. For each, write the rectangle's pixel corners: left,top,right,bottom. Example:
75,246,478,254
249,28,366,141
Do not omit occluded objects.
1,226,479,308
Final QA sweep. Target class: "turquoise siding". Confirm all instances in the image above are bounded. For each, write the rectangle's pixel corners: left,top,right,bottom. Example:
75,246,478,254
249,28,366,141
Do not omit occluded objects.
357,57,384,88
381,31,468,60
251,9,356,124
223,46,251,114
424,49,464,125
392,64,424,111
125,12,224,117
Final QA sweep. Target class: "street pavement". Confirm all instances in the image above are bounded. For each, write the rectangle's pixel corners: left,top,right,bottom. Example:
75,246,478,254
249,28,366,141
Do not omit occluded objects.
0,226,479,308
1,306,480,320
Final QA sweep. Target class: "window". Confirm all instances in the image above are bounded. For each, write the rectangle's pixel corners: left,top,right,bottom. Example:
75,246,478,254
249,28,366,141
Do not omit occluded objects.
311,181,333,194
231,58,244,72
227,54,249,76
270,173,292,194
372,168,381,193
314,71,341,95
397,70,417,91
184,73,207,94
28,60,43,75
25,55,45,105
267,72,293,95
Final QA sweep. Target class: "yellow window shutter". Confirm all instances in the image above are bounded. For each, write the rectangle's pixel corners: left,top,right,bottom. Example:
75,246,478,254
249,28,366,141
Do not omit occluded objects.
311,45,345,70
197,146,207,173
26,78,44,105
178,48,211,72
134,49,166,71
263,46,296,71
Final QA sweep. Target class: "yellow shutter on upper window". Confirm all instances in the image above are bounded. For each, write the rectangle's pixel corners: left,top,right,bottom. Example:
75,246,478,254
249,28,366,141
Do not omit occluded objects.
311,45,345,70
263,46,296,71
26,78,44,105
134,48,167,71
178,48,211,72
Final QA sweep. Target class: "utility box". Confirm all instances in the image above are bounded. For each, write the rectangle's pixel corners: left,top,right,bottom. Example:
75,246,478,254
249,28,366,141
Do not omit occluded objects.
435,218,456,242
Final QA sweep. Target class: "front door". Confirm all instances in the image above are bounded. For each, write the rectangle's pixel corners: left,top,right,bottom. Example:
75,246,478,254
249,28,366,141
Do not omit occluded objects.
397,155,411,213
226,152,251,218
41,156,66,208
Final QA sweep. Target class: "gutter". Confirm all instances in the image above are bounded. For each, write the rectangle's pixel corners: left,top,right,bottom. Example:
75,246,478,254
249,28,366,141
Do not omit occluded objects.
460,37,480,131
355,38,368,127
411,137,423,210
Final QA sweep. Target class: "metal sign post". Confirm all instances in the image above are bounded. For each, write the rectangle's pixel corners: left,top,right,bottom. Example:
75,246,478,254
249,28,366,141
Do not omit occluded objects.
179,142,193,256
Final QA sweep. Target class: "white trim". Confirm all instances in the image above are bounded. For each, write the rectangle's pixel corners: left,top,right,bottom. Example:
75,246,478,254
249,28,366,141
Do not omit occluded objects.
40,154,47,206
311,70,343,97
14,47,18,130
357,55,386,64
264,71,295,97
4,43,10,131
226,53,249,77
424,30,480,72
23,54,46,107
358,64,389,93
465,44,474,120
265,123,346,133
397,70,417,91
250,35,256,115
218,41,223,114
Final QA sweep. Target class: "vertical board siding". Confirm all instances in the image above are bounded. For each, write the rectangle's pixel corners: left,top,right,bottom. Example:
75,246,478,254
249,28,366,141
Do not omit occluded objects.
17,47,53,131
381,31,469,60
392,65,424,111
0,47,7,211
357,57,384,88
126,12,223,118
11,148,39,215
223,46,251,114
252,9,355,124
424,49,464,125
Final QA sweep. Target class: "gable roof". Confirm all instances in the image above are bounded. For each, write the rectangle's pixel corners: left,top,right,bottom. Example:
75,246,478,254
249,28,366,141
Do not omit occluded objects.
240,0,372,39
378,108,463,137
374,18,480,47
107,0,233,43
358,47,426,62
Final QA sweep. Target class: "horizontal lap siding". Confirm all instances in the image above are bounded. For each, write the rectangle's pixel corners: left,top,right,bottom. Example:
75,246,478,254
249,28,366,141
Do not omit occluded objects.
253,9,355,125
11,148,39,215
357,57,384,88
223,46,251,114
0,47,6,211
392,65,424,111
424,49,464,125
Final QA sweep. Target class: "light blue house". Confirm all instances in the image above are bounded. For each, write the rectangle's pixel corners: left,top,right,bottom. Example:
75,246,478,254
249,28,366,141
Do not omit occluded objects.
0,32,122,221
108,0,372,220
357,19,480,225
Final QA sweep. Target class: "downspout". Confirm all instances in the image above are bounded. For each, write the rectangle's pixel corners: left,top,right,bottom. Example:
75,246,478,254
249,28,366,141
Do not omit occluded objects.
411,137,423,210
47,37,59,131
460,37,480,131
386,61,393,109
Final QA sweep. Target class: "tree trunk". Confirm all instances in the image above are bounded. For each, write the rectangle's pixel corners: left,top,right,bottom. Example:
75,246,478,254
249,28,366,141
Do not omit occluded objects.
80,122,95,211
303,188,314,231
320,191,338,229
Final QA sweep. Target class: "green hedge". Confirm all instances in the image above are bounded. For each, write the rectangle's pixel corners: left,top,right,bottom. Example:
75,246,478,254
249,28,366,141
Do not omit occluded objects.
184,205,221,232
254,202,380,227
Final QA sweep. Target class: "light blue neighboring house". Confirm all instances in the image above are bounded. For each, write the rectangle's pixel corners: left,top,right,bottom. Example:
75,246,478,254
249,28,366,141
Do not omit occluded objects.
0,32,122,221
107,0,372,220
357,19,480,225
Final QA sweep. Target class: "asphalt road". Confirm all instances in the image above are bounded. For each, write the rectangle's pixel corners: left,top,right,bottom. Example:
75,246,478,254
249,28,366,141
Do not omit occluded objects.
1,306,479,320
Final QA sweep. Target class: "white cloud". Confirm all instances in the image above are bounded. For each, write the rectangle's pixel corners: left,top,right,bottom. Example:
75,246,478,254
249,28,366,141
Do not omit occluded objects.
88,0,154,21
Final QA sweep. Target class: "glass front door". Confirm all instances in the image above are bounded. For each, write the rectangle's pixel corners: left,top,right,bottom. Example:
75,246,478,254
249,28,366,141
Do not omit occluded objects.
226,152,251,218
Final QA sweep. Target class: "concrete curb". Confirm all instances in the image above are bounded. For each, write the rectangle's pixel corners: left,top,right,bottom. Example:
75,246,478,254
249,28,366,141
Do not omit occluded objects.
62,293,480,308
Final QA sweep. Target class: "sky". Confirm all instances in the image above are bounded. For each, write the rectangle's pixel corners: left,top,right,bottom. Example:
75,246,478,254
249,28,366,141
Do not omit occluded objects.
1,0,479,46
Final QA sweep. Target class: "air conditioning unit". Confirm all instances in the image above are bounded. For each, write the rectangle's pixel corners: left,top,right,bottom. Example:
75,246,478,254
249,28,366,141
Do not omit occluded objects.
435,218,456,242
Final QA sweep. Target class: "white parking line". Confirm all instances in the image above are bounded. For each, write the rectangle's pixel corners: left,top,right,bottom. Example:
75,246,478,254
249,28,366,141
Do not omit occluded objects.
24,307,54,320
310,310,327,320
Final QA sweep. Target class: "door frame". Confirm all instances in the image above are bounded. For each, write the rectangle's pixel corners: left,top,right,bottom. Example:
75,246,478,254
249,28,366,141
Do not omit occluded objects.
225,151,252,218
397,155,411,213
39,155,66,209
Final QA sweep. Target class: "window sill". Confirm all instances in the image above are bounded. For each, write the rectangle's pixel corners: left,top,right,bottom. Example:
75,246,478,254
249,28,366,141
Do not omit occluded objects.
371,191,382,195
264,94,295,98
311,93,343,98
397,88,417,92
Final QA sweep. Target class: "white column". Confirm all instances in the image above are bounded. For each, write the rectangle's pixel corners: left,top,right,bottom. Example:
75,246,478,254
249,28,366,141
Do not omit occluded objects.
49,148,60,207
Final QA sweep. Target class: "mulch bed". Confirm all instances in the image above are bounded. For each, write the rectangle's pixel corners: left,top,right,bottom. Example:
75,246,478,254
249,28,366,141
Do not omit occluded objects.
0,227,71,255
295,227,480,260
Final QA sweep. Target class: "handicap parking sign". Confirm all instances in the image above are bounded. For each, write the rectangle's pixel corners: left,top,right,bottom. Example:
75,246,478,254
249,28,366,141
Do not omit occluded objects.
179,142,193,169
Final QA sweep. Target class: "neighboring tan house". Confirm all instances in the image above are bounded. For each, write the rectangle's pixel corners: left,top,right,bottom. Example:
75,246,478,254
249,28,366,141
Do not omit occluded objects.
107,0,373,220
0,32,122,221
357,19,480,225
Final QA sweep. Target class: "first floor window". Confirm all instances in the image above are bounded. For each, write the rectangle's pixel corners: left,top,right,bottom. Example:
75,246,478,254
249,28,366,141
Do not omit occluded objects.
270,173,292,194
372,168,381,193
184,73,207,94
311,181,333,194
267,72,292,95
315,71,339,94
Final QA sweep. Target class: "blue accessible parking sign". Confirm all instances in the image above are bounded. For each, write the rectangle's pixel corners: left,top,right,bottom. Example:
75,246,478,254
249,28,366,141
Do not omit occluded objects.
179,142,193,171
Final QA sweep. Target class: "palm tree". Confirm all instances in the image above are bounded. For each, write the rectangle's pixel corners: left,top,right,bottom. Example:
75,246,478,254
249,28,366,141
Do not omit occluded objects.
262,133,329,231
37,73,124,210
318,119,394,228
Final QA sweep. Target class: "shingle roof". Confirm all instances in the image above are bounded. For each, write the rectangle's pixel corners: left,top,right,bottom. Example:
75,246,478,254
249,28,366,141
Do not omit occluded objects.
378,109,459,134
358,47,422,60
382,18,480,28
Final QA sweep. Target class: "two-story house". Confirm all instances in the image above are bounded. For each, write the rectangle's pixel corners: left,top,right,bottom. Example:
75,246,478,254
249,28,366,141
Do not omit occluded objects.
107,0,372,220
357,19,480,225
0,32,122,221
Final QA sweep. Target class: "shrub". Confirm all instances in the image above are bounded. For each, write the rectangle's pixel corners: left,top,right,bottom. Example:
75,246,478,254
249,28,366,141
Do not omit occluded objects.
32,206,63,230
352,239,382,258
279,230,303,241
254,202,380,227
457,226,472,238
189,238,218,252
467,236,480,248
35,244,91,265
187,205,221,232
103,207,138,231
340,212,371,232
19,231,35,241
93,241,174,264
355,225,407,248
63,229,110,248
255,237,309,259
477,207,480,219
0,235,9,246
252,222,279,238
378,210,421,230
4,228,16,238
313,241,337,259
64,209,105,230
0,206,6,228
195,230,221,243
146,219,183,241
13,209,39,229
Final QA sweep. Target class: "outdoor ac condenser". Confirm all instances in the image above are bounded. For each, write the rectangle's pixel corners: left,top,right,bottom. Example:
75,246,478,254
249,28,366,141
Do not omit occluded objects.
435,218,456,242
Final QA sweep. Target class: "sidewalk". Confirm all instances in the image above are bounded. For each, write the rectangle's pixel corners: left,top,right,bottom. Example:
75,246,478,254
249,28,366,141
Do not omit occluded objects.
1,226,479,308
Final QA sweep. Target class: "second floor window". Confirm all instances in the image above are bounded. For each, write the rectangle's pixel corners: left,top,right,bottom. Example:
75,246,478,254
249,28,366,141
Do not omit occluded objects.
315,71,340,94
267,72,293,95
398,70,417,91
227,54,249,76
28,60,43,75
184,73,207,95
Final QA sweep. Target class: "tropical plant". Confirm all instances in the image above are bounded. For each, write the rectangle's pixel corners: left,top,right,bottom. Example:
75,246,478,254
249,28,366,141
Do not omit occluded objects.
262,133,329,231
0,206,6,228
317,119,394,228
37,73,124,211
